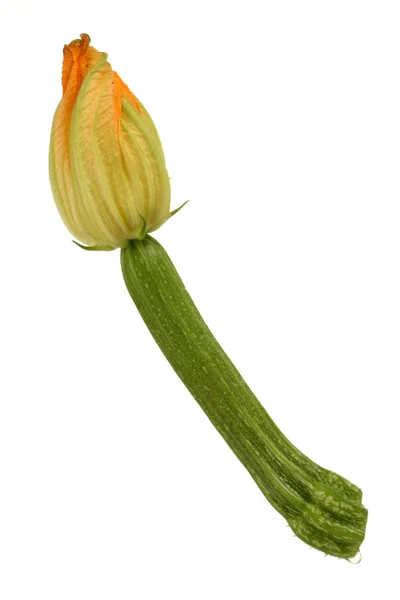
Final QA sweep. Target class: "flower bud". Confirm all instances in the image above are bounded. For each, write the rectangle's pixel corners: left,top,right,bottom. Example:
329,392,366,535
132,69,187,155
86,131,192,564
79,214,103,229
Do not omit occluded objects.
49,34,171,249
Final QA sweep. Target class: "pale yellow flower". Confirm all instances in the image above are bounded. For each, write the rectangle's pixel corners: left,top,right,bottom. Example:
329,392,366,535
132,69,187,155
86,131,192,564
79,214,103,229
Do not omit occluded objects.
49,33,171,249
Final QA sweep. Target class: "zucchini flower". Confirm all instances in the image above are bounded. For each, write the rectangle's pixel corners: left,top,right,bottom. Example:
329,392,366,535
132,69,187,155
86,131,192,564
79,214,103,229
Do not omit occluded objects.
49,34,368,563
49,33,170,249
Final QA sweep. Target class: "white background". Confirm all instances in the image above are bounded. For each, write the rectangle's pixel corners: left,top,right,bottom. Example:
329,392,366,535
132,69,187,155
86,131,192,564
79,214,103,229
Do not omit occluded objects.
0,0,399,598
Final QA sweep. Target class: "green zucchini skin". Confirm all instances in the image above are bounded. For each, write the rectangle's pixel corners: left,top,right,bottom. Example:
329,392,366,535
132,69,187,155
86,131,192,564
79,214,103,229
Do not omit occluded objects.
121,236,367,559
